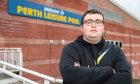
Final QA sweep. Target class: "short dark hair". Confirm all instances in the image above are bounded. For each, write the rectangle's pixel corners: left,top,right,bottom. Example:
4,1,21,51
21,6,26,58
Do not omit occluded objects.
81,9,104,25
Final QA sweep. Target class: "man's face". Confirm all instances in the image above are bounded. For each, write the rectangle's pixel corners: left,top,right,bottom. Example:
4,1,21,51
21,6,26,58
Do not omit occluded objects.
81,13,104,39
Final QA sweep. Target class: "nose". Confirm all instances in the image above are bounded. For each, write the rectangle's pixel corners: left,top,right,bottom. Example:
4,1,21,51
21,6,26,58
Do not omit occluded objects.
91,22,96,28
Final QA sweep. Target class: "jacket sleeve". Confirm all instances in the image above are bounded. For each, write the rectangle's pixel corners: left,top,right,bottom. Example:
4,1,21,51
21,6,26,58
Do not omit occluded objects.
59,44,113,84
102,46,132,84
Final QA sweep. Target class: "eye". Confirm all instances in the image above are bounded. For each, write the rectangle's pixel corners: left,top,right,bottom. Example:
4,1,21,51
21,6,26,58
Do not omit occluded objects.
96,20,103,24
96,21,101,24
86,21,92,24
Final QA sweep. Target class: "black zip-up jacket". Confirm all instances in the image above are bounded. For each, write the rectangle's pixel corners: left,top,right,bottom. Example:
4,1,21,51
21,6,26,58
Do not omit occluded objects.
59,35,132,84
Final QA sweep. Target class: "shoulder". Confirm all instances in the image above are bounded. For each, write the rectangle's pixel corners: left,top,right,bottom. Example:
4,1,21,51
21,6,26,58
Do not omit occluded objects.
105,41,121,50
104,41,124,56
62,41,81,52
105,41,125,57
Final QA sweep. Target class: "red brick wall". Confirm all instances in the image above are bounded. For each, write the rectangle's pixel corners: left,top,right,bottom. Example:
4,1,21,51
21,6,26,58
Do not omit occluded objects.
53,0,87,11
0,0,140,82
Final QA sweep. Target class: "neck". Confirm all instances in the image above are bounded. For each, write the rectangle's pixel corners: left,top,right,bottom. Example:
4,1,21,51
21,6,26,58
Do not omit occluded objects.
83,36,102,44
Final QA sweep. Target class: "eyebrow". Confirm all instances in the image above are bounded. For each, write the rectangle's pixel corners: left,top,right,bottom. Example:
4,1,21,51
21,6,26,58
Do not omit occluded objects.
84,19,93,22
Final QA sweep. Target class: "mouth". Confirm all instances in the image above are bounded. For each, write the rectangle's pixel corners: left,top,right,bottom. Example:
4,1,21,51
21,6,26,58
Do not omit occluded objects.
90,30,97,32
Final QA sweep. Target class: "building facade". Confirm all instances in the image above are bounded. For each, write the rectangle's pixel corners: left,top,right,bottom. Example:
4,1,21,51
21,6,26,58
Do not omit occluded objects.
0,0,140,82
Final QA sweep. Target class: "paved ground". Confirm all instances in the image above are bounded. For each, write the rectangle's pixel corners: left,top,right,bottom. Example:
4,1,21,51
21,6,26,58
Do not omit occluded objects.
133,79,140,84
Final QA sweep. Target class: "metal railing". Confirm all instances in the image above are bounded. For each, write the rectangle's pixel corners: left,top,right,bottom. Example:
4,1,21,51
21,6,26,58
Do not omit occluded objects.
0,61,63,84
0,48,23,66
0,48,23,77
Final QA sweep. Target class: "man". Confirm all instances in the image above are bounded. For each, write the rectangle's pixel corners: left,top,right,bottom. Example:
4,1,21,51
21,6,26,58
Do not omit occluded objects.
59,9,132,84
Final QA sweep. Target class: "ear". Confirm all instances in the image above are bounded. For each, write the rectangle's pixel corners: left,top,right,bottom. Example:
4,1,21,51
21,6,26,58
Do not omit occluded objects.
103,30,107,37
80,26,83,32
102,25,105,33
102,29,105,33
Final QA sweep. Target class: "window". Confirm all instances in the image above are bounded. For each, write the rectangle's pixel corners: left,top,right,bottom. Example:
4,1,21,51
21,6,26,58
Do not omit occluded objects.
107,40,123,49
88,4,122,23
